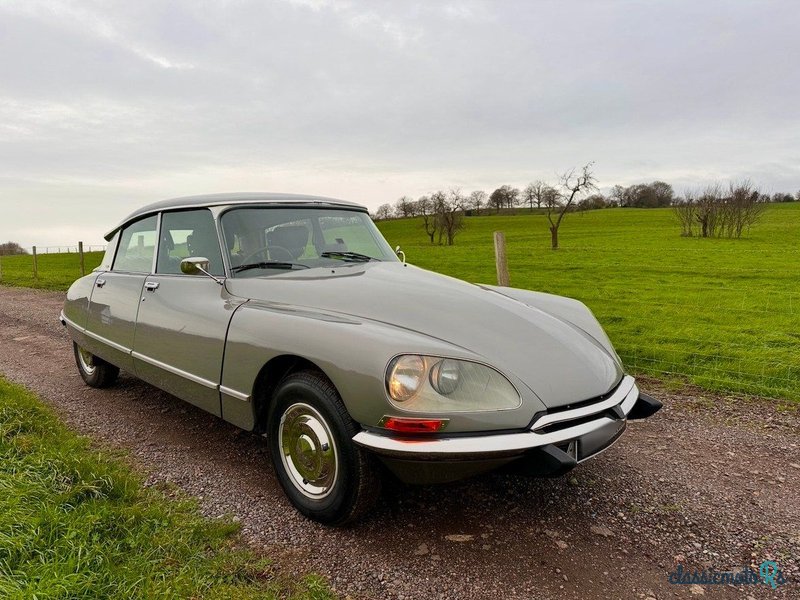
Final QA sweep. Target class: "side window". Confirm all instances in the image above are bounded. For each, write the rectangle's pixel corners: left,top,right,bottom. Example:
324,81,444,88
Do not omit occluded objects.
113,216,158,273
157,209,224,276
95,231,119,272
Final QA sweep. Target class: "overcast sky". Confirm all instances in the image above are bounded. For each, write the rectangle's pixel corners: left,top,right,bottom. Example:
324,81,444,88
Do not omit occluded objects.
0,0,797,247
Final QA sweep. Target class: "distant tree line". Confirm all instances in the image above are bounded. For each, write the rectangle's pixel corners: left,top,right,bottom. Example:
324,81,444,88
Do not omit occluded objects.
375,182,799,222
373,175,797,246
0,241,27,256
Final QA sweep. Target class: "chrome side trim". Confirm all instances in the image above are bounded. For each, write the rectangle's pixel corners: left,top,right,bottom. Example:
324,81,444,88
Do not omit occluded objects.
62,311,130,355
131,351,218,390
220,385,251,402
82,325,131,355
63,310,223,394
530,375,636,431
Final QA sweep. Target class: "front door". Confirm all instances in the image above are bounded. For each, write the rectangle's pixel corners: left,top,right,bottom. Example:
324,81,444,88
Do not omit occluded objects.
132,208,241,416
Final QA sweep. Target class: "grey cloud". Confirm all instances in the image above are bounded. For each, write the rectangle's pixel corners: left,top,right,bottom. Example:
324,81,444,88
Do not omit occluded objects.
0,0,797,246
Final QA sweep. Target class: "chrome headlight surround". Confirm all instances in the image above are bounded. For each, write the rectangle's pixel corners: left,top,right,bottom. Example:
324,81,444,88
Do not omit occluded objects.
385,354,522,413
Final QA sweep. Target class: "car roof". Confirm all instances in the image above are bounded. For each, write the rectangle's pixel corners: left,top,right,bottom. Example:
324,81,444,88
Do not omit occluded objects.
105,192,368,240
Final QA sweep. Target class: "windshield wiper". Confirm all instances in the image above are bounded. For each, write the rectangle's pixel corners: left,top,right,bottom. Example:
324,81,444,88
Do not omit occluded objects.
231,261,310,273
320,251,378,262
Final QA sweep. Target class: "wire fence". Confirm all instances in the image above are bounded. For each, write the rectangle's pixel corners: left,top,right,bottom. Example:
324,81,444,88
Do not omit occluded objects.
17,244,107,255
0,242,106,283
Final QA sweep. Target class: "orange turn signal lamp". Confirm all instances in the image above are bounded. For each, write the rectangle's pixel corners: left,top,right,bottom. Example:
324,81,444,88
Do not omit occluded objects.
378,416,449,433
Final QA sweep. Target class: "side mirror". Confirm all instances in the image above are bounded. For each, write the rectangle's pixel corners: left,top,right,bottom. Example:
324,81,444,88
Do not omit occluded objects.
395,245,406,265
180,257,210,275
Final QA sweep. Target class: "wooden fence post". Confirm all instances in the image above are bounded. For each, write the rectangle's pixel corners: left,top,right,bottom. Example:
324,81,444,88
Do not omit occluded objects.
32,246,38,281
494,231,510,287
78,241,85,276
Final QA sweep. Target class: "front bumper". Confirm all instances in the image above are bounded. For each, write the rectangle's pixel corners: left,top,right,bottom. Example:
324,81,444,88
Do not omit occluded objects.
353,375,660,480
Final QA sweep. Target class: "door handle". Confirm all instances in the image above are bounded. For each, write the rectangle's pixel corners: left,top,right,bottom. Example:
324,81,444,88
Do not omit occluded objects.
95,278,106,288
144,282,160,292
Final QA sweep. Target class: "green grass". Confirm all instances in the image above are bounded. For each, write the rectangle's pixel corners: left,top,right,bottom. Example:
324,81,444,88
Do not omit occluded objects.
0,252,104,291
0,376,335,600
377,203,800,402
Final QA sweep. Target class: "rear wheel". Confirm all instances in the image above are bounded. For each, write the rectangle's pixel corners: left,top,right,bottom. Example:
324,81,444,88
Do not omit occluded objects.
267,370,380,525
73,342,119,388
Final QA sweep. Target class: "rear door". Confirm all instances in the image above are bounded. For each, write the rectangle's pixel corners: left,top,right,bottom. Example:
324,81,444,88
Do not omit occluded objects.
132,208,242,416
85,215,158,371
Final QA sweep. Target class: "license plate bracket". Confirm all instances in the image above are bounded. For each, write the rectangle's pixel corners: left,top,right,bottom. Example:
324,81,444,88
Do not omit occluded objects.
566,440,579,461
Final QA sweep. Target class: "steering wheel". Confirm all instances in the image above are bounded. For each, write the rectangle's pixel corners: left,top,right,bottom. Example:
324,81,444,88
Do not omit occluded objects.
239,245,295,264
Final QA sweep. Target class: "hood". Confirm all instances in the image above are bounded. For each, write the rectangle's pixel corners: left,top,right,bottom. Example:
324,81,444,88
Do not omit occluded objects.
225,262,622,408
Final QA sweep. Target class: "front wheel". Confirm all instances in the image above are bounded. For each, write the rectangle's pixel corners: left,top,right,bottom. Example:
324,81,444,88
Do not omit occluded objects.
73,342,119,388
267,371,380,525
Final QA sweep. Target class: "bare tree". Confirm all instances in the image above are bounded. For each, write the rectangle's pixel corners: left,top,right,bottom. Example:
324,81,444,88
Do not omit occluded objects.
610,184,630,207
439,189,466,245
394,196,414,218
722,180,766,238
374,203,394,220
673,192,696,237
675,181,766,239
694,184,722,238
489,185,519,213
577,193,608,211
418,195,439,243
468,190,487,215
0,241,27,255
523,181,549,210
542,185,561,210
545,163,597,249
430,191,448,244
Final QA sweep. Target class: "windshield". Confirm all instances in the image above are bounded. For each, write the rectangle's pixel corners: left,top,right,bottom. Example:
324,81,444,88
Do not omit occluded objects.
220,206,398,276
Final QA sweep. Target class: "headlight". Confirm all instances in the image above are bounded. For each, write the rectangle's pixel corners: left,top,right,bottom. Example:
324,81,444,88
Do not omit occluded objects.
430,358,460,395
386,354,425,402
385,355,521,413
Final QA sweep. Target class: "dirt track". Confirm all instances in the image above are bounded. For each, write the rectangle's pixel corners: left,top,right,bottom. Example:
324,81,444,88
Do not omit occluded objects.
0,285,797,599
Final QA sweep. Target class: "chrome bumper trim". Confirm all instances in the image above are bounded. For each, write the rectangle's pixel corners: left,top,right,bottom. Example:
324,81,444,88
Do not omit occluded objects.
353,380,640,460
531,375,636,431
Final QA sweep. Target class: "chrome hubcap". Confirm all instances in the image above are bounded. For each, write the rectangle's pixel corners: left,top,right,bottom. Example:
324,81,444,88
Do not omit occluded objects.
279,403,338,499
77,347,96,375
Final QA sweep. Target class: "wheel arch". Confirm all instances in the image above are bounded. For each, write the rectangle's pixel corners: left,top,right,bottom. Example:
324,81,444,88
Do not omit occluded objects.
251,354,335,433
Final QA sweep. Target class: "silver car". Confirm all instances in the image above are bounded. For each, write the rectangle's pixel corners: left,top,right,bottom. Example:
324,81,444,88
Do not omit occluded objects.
61,193,661,525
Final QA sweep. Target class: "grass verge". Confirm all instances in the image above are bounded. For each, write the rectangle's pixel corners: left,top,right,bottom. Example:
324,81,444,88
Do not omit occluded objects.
0,376,335,600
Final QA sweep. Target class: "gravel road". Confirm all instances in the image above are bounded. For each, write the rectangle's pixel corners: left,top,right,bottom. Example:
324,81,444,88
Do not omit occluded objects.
0,285,797,599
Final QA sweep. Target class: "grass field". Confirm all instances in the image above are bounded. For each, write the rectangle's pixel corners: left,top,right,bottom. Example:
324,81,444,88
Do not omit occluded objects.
0,376,333,600
0,251,104,290
378,203,800,403
1,204,798,402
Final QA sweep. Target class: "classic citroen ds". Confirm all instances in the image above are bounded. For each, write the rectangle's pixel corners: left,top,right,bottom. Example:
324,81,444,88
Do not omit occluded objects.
61,193,661,524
